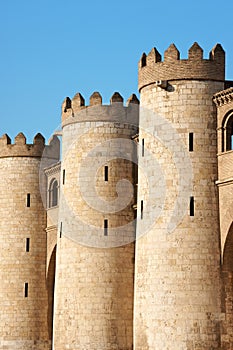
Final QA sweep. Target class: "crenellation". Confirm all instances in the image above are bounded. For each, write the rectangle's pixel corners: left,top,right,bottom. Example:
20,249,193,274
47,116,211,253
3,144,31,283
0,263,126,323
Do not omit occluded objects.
89,91,102,106
147,47,162,65
136,42,228,349
15,132,26,145
0,133,11,145
188,42,203,60
0,133,44,158
0,41,232,350
61,92,139,128
139,52,147,68
164,43,180,61
110,91,124,104
0,153,51,349
54,94,138,348
72,92,85,114
210,43,225,63
33,132,45,145
127,93,140,105
138,42,226,91
42,134,60,162
62,96,72,112
72,92,85,106
0,132,59,160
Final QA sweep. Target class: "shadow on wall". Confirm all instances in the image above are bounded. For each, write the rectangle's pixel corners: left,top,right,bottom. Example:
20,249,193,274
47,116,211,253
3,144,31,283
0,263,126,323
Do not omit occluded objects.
47,245,56,341
221,222,233,349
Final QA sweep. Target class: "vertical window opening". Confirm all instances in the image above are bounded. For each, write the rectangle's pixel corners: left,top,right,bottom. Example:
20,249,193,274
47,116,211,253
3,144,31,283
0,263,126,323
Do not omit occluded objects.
190,196,194,216
225,114,233,151
26,193,30,207
104,166,108,181
142,139,144,157
49,179,58,208
52,180,58,207
231,123,233,150
222,127,225,153
104,219,108,236
60,222,62,238
141,200,143,219
189,133,193,152
227,120,233,150
63,169,66,185
24,283,28,298
26,238,30,252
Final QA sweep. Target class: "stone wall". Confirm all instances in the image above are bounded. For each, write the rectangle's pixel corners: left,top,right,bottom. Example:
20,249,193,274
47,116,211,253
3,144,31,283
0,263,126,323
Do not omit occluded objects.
0,155,50,350
135,79,224,349
53,96,138,349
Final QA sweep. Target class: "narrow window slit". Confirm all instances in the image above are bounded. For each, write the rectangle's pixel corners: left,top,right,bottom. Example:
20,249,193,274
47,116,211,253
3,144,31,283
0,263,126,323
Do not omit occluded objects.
142,139,145,157
24,283,28,298
63,169,66,185
190,196,194,216
26,238,30,252
104,166,108,181
26,193,30,207
60,222,62,238
141,200,143,219
104,219,108,236
189,133,193,152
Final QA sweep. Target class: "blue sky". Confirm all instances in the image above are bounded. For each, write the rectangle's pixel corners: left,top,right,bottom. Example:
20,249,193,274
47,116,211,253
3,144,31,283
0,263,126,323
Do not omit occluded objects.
1,0,233,142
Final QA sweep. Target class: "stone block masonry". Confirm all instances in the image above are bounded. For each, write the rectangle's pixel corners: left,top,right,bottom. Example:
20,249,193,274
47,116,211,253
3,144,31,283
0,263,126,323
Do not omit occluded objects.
0,42,233,350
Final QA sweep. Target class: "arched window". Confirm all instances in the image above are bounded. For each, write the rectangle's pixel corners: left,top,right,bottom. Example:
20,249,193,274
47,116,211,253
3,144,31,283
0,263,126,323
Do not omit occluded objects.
222,112,233,152
226,116,233,151
49,179,58,208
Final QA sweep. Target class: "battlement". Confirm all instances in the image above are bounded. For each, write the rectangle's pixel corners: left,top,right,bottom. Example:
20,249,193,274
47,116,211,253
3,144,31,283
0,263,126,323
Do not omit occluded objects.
62,92,139,125
138,42,225,91
0,132,60,159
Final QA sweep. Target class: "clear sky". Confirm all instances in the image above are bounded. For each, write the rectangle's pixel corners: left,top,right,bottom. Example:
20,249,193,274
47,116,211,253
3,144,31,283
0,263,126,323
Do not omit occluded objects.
1,0,233,142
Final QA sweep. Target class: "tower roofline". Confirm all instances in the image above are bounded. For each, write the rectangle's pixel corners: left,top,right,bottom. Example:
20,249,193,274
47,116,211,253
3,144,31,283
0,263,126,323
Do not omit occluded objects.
0,133,60,159
61,92,139,125
138,42,225,91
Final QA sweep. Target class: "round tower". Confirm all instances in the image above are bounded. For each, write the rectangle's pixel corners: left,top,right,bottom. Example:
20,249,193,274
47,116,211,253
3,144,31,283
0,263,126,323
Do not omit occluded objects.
135,43,225,349
53,92,139,349
0,133,59,350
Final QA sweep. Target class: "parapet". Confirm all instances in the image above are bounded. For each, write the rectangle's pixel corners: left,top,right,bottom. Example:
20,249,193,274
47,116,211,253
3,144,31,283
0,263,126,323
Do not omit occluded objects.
0,132,60,159
138,42,225,91
61,92,139,126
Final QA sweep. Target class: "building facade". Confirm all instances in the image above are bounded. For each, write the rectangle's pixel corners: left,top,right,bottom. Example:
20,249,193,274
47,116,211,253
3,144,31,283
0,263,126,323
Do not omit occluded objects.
0,42,232,350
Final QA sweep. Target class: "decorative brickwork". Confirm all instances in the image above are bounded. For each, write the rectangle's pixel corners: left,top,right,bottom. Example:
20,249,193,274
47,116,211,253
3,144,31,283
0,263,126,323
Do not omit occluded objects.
213,87,233,107
138,43,225,91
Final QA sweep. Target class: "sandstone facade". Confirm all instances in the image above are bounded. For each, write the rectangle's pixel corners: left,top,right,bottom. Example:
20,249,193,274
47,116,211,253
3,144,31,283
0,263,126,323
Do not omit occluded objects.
0,42,233,350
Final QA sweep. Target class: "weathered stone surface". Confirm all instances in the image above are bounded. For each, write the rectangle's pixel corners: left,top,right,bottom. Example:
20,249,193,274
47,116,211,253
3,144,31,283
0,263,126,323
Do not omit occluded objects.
1,42,233,350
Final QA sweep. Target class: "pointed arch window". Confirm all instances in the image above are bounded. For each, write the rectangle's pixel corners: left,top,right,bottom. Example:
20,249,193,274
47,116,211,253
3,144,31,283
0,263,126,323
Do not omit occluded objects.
49,178,58,208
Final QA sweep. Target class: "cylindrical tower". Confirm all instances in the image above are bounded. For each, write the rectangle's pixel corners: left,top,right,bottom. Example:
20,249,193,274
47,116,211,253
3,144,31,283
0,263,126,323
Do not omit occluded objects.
0,133,59,350
134,43,225,349
53,92,139,349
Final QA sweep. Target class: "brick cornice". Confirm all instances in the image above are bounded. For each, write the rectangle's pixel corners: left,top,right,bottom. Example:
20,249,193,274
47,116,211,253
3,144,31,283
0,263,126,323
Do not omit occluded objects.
213,87,233,107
